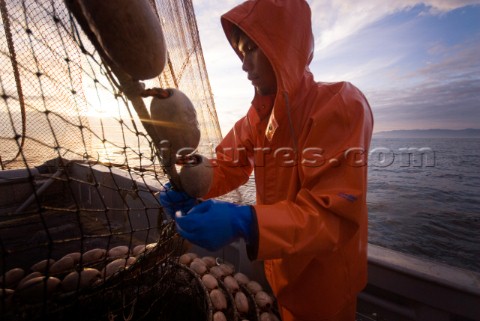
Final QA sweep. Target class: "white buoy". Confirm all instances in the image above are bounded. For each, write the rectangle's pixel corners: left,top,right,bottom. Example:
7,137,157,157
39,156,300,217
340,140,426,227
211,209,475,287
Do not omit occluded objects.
150,88,201,159
77,0,167,80
179,154,213,198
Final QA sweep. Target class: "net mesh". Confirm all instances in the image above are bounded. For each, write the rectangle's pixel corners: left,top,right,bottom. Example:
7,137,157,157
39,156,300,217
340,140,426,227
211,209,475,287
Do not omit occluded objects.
0,0,221,170
0,0,223,320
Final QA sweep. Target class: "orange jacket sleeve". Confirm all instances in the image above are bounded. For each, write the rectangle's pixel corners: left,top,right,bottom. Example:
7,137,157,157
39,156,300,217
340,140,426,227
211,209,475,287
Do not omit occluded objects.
203,115,256,199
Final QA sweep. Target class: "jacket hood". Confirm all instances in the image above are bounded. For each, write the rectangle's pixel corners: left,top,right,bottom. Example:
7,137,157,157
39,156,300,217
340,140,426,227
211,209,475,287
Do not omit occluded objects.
221,0,314,98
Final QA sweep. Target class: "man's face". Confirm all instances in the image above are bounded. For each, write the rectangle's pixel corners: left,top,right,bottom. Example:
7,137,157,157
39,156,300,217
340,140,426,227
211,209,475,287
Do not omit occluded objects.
237,33,277,96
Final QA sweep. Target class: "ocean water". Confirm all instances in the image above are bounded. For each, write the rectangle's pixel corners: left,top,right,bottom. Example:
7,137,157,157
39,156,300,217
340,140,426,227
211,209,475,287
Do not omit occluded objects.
367,137,480,271
367,138,480,271
234,137,480,272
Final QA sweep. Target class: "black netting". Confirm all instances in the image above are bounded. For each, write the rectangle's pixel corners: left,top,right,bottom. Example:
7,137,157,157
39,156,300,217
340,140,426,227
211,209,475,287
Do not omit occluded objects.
0,0,223,319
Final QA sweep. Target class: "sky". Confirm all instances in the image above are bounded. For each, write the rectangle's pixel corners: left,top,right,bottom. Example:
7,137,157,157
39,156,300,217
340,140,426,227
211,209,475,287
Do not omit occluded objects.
192,0,480,135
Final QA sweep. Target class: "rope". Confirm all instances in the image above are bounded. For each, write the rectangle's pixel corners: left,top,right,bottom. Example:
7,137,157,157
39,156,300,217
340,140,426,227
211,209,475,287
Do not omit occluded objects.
0,0,26,164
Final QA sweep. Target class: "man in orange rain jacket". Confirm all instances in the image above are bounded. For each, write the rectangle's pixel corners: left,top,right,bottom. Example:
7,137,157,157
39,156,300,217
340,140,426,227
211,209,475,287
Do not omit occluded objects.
160,0,374,320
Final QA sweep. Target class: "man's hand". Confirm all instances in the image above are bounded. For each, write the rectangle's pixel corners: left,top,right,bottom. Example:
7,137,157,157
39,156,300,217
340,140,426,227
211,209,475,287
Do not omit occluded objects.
158,182,196,219
175,199,253,251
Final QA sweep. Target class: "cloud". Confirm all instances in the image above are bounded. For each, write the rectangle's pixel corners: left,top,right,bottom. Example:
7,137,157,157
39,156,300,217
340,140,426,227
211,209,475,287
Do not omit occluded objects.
365,33,480,132
417,36,480,79
370,80,480,132
308,0,480,52
370,32,480,99
305,1,480,132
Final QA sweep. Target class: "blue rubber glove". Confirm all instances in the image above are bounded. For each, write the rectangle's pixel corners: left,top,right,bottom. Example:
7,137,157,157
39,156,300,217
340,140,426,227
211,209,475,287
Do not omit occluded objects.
158,182,196,219
175,199,253,252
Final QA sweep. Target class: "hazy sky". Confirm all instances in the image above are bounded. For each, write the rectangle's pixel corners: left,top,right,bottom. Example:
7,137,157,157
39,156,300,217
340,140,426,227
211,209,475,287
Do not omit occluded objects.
192,0,480,135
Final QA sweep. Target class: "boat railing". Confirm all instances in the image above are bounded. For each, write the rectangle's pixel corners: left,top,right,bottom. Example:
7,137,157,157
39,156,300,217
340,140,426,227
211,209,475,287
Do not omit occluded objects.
357,244,480,321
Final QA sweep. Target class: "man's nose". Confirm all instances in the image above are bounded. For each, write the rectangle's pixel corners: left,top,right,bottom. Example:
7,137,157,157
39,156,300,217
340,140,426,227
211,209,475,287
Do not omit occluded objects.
242,55,252,72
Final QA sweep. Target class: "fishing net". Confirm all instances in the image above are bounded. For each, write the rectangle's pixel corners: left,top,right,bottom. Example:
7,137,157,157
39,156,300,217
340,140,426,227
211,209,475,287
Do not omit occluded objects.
0,0,265,320
0,0,221,170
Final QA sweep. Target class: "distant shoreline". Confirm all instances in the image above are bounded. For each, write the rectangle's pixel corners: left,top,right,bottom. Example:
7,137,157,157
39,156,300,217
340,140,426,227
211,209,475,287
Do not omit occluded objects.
373,128,480,138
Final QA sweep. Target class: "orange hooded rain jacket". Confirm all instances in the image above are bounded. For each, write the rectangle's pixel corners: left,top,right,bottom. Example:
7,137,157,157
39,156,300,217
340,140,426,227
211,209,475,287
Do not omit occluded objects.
204,1,374,320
